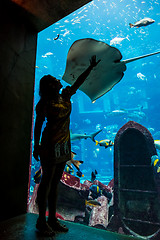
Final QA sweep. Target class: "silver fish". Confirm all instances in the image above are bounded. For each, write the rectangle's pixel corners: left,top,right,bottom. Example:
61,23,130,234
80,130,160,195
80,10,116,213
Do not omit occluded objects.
129,18,155,28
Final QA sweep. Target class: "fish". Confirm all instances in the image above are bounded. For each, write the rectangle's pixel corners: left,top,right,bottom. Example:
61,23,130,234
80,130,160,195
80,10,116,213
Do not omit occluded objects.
107,106,144,118
64,165,74,174
153,158,159,167
76,170,84,177
137,72,146,81
89,185,102,196
42,52,53,58
67,160,83,170
129,18,155,28
154,140,160,150
107,109,128,117
91,170,98,182
151,155,160,174
62,38,160,101
89,185,113,203
85,199,101,207
70,129,102,142
110,36,129,45
95,139,114,148
34,168,42,184
151,155,159,165
66,151,83,170
54,34,60,40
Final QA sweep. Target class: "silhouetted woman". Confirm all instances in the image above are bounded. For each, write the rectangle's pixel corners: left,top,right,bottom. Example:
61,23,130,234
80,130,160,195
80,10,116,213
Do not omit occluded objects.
33,55,100,236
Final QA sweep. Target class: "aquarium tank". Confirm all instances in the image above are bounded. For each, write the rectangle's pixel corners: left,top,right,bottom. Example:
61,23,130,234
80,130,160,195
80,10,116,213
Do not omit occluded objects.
28,0,160,235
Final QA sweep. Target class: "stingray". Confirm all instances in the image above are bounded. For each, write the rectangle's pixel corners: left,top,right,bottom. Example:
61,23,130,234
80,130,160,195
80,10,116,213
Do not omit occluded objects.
62,38,160,102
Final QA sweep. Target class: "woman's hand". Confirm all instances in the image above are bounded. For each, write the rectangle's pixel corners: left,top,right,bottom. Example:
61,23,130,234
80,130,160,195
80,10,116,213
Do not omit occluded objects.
90,55,101,68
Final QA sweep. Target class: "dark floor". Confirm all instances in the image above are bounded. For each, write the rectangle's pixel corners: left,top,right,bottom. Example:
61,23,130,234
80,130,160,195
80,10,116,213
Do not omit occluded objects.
0,213,141,240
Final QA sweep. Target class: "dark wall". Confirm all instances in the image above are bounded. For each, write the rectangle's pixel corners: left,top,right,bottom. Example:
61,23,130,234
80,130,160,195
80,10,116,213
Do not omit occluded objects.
0,1,37,221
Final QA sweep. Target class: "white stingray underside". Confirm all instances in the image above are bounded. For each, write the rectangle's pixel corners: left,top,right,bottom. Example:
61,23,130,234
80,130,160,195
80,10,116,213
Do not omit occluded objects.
63,38,160,101
62,38,126,102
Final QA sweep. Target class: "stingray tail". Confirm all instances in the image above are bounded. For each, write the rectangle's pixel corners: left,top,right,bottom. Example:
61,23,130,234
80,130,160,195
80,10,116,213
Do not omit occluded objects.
123,51,160,64
90,129,102,142
129,23,134,28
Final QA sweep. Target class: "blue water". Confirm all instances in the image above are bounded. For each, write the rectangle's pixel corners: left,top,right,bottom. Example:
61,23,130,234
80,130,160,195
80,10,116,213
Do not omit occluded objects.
30,0,160,195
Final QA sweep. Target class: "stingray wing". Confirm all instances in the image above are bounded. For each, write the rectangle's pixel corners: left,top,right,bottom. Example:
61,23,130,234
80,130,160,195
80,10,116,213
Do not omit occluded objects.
62,38,126,102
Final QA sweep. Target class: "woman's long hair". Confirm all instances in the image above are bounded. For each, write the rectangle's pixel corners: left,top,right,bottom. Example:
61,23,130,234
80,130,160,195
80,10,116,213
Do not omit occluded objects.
39,75,57,98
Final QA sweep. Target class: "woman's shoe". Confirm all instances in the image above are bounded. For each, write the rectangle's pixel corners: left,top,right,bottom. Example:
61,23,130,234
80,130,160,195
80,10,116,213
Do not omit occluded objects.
36,218,55,237
48,219,68,232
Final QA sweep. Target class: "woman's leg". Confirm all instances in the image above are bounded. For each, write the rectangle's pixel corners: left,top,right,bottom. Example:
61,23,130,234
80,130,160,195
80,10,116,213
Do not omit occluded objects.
36,160,56,236
37,164,56,223
48,162,66,221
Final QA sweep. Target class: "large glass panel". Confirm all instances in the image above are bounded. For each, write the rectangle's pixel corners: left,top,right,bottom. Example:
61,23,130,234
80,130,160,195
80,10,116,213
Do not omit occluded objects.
28,0,160,234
